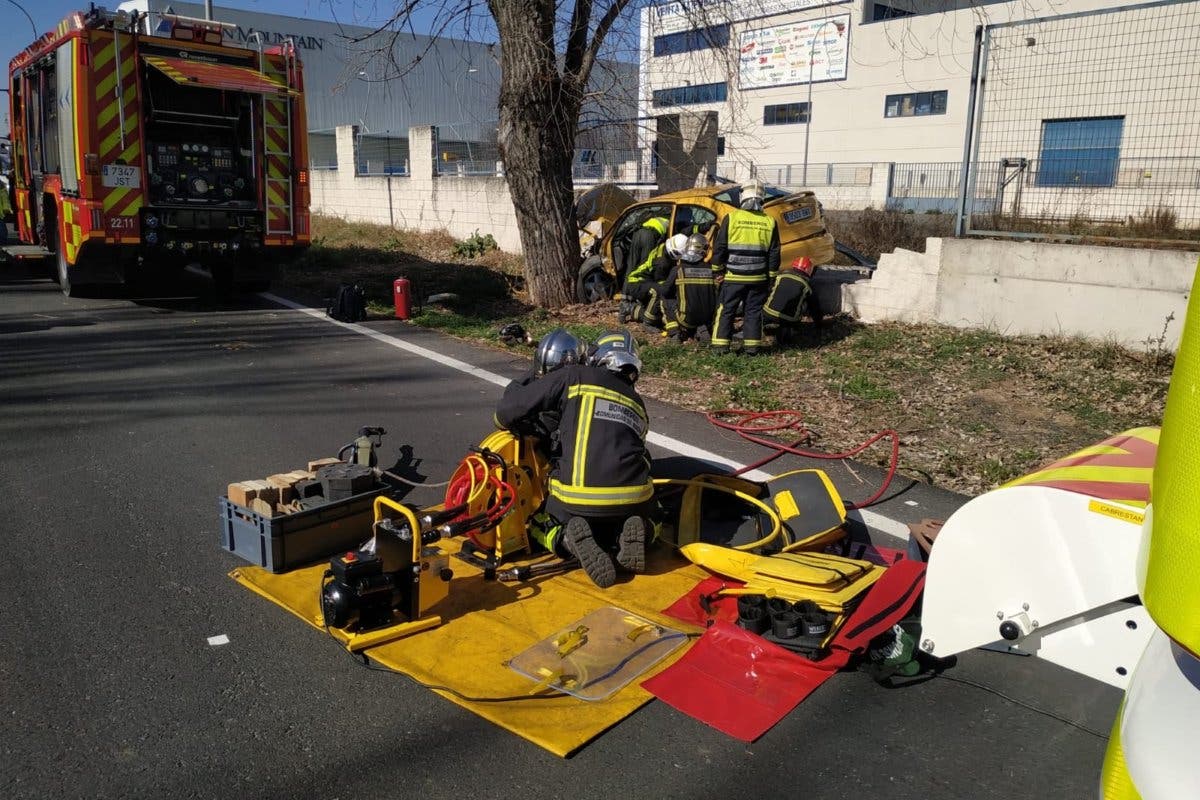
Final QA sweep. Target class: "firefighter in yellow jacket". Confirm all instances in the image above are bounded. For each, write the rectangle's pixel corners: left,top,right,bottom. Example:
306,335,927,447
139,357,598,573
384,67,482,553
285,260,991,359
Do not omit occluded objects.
710,182,781,355
619,216,670,327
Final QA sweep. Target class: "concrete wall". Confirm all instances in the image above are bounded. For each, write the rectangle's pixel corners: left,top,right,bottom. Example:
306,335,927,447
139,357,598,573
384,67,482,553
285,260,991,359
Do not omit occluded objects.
843,237,1198,350
311,125,524,252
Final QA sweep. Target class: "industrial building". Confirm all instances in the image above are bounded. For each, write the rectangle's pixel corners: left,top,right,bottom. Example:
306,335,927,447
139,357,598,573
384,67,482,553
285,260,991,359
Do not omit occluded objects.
636,0,1200,211
115,1,638,176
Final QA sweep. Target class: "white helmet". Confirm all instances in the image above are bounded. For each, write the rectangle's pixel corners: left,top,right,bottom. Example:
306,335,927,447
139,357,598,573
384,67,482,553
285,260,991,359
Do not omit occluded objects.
596,348,642,384
740,181,765,211
665,233,690,259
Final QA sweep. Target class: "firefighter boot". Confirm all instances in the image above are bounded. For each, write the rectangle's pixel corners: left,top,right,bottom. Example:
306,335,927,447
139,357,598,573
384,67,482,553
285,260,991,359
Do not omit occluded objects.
616,516,647,574
563,517,616,588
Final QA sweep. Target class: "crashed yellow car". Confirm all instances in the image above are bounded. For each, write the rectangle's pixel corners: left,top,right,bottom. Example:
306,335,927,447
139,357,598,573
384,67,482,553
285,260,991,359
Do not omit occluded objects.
575,182,846,304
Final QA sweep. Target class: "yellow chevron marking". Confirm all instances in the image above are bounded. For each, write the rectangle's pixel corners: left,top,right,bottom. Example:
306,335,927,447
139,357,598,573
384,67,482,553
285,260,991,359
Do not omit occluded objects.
95,56,135,100
102,187,131,213
93,41,116,71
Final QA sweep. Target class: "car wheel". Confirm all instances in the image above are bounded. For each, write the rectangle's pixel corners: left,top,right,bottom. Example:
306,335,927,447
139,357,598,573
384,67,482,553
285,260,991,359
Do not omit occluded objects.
577,256,615,304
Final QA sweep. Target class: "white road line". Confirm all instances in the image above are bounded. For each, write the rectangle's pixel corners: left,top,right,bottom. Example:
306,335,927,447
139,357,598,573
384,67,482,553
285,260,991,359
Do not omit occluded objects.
261,293,912,540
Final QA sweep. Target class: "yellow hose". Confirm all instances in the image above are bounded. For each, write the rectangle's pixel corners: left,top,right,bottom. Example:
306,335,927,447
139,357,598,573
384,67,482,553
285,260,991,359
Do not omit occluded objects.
651,477,783,551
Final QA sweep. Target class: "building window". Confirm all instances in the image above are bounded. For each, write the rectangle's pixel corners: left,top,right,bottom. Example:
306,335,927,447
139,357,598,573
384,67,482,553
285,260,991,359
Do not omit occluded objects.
716,136,725,156
763,103,810,126
652,82,728,108
654,24,730,57
872,4,914,20
1037,116,1124,187
885,90,948,118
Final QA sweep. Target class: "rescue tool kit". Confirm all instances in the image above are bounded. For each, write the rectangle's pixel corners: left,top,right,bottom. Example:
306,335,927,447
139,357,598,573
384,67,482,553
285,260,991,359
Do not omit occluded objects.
217,413,1166,755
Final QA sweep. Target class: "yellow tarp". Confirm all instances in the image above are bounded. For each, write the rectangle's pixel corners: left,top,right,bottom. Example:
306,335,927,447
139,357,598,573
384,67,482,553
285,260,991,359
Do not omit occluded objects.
231,543,708,757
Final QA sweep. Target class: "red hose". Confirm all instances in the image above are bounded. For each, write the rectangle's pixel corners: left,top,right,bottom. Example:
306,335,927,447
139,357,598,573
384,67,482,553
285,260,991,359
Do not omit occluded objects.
443,457,518,550
706,409,900,510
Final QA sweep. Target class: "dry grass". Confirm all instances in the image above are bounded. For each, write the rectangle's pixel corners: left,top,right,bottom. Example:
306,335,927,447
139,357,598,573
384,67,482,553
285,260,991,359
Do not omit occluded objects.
278,215,1173,496
826,208,955,262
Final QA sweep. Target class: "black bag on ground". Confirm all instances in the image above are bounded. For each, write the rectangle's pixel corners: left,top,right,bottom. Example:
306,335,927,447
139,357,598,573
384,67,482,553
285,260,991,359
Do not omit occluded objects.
328,283,367,322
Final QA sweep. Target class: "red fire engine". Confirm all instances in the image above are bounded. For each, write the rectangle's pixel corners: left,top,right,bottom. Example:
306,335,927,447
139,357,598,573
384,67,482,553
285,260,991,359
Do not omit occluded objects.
6,6,310,295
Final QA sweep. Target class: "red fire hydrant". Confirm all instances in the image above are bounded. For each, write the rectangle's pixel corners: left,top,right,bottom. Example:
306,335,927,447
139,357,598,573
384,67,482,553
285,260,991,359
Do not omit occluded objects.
393,277,412,320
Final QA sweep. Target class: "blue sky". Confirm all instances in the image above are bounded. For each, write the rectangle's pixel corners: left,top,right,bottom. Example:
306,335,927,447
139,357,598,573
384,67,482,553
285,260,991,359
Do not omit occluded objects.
1,0,485,134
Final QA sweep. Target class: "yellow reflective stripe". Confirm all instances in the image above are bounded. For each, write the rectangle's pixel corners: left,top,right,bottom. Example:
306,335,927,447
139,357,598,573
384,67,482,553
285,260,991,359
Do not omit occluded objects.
550,479,654,505
573,395,593,485
724,273,769,283
712,304,729,345
644,218,667,235
96,56,135,102
596,334,626,345
93,39,116,72
1007,466,1153,489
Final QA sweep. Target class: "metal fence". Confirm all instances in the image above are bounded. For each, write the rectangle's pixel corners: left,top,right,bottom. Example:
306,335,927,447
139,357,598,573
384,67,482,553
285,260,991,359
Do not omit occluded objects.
890,162,961,213
309,131,337,170
356,133,410,176
957,0,1200,243
573,149,655,184
439,138,502,176
755,162,874,188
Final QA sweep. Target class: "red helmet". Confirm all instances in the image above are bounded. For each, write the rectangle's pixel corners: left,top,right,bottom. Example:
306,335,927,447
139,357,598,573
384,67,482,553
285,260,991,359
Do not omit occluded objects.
791,257,815,277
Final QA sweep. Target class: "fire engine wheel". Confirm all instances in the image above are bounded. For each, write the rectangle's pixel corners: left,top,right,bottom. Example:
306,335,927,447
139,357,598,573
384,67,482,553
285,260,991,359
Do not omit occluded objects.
54,234,83,298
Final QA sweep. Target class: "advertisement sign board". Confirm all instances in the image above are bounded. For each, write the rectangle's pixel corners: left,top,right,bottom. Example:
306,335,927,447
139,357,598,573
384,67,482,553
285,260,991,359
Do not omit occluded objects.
651,0,851,36
738,13,850,90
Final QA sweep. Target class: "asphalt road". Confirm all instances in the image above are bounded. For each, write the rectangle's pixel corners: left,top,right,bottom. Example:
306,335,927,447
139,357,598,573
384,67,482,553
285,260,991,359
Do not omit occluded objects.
0,264,1119,800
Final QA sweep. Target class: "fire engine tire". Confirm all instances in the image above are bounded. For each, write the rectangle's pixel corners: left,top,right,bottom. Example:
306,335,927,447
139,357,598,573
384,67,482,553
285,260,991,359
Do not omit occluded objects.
577,256,614,304
54,232,84,298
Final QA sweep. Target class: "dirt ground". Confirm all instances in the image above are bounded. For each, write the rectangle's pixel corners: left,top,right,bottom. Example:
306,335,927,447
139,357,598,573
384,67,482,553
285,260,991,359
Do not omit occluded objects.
280,216,1173,496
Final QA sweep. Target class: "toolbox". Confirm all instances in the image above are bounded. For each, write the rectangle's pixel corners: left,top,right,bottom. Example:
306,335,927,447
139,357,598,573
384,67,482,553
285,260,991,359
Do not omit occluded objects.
219,488,387,573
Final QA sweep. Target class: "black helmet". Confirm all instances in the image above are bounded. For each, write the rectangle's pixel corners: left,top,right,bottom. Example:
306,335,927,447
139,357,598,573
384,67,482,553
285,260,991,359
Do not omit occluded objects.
534,327,583,375
589,329,639,365
595,348,642,384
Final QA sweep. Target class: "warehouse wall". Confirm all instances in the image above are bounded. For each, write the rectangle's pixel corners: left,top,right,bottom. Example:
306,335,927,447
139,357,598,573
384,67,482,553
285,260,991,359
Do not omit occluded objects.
311,126,524,252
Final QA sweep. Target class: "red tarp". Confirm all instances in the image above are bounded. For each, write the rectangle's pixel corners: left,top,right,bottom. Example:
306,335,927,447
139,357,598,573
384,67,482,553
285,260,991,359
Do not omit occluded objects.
645,560,926,741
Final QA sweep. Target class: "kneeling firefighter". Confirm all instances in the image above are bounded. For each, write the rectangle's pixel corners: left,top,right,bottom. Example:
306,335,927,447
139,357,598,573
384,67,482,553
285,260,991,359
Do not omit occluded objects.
495,329,654,588
662,233,716,342
619,216,670,327
764,256,822,345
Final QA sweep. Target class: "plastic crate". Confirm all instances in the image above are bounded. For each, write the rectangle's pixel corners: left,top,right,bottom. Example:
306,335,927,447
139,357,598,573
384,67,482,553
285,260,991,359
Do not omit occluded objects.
218,488,386,573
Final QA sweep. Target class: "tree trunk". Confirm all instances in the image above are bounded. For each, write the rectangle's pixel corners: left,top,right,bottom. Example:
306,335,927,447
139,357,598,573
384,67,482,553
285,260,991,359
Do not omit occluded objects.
491,0,582,309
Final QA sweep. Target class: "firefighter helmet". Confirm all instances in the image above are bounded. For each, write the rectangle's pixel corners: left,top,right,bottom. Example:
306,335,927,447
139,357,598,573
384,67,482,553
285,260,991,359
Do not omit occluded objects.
589,329,639,366
534,328,583,375
666,233,690,260
596,348,642,384
682,234,708,264
740,181,765,211
792,256,815,277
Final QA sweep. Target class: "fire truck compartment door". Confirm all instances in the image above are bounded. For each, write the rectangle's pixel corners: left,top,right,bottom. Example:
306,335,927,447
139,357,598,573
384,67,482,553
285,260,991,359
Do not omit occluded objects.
142,55,293,96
